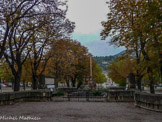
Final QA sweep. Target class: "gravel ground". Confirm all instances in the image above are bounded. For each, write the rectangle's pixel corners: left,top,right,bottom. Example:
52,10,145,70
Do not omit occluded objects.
0,102,162,122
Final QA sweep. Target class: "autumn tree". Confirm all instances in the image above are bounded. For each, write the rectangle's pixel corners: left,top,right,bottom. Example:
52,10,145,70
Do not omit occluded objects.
68,41,91,87
28,1,75,89
45,39,89,88
0,0,45,59
108,57,136,86
101,0,161,93
45,39,107,88
1,0,73,91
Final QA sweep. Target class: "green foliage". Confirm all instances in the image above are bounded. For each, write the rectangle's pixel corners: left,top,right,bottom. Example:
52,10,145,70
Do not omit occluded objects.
108,58,135,86
119,83,126,87
92,90,102,96
0,61,13,82
55,91,65,96
93,63,107,84
77,81,83,89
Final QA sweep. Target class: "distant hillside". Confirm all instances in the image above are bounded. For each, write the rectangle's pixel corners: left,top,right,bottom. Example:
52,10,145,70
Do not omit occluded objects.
93,50,125,71
113,50,126,57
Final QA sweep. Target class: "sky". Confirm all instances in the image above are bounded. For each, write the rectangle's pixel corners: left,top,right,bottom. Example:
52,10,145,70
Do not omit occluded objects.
66,0,125,56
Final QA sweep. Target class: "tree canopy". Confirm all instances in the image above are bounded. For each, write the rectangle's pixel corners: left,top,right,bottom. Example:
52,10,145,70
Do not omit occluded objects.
101,0,161,93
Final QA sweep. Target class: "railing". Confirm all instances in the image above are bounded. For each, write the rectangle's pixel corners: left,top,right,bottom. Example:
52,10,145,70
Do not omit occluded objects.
0,90,52,105
107,90,135,102
67,91,106,102
53,90,135,102
135,92,162,112
108,87,125,91
57,87,78,93
1,88,162,112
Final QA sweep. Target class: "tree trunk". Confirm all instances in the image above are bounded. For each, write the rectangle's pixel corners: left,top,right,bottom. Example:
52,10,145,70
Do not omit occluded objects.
71,75,77,87
66,77,70,88
23,80,26,91
150,80,155,94
136,74,142,91
148,67,155,94
136,68,143,91
135,44,142,91
0,25,9,59
32,78,38,90
160,53,162,82
54,63,59,88
72,80,75,87
55,78,58,88
141,42,155,94
32,72,38,90
66,80,70,88
14,73,21,91
13,65,22,92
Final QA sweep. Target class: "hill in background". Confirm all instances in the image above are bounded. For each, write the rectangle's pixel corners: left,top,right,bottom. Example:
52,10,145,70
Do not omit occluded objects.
93,50,125,71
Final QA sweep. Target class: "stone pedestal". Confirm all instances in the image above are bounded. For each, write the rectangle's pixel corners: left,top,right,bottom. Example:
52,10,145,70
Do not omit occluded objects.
83,76,96,90
126,73,136,89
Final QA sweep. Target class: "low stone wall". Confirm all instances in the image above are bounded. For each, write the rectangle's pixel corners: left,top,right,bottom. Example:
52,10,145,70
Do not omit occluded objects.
57,87,78,93
107,90,135,102
135,92,162,112
108,87,125,91
0,90,52,105
64,90,135,102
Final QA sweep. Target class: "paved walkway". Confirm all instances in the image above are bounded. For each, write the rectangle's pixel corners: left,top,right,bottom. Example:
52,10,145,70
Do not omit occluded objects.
0,102,162,122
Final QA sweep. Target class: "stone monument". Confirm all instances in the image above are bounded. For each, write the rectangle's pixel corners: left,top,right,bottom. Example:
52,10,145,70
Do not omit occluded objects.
126,73,136,89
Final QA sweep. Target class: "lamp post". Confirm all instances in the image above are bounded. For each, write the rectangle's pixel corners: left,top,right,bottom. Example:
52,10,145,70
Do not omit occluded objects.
0,77,1,93
90,56,92,79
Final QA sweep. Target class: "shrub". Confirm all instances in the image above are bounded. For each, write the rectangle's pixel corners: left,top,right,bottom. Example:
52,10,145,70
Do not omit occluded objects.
77,81,83,89
55,91,64,96
92,90,102,96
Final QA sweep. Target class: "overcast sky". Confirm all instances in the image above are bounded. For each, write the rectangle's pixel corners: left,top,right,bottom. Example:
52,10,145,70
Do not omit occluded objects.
66,0,124,56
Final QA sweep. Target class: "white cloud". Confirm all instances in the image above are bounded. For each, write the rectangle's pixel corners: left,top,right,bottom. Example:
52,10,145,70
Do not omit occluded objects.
66,0,124,56
67,0,109,34
72,33,125,56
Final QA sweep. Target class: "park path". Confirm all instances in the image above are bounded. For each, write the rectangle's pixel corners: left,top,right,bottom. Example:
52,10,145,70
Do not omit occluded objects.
0,102,162,122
